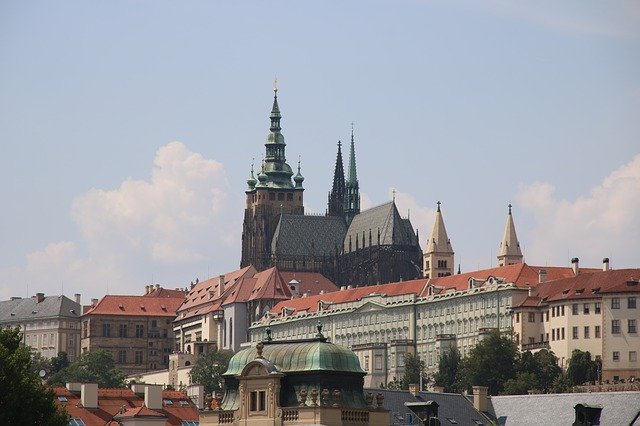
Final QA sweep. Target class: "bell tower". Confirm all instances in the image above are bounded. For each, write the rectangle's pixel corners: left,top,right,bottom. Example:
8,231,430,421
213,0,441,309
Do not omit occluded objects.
241,84,304,270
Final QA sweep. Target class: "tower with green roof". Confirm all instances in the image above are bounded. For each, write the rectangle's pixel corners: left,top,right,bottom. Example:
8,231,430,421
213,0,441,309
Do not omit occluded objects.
241,85,305,271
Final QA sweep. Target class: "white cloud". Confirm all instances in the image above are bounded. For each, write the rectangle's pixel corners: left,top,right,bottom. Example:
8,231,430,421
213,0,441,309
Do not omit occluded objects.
389,189,437,246
0,142,241,301
517,153,640,268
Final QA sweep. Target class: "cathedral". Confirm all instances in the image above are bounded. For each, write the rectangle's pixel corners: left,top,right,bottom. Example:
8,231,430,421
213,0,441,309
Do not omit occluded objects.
240,87,423,286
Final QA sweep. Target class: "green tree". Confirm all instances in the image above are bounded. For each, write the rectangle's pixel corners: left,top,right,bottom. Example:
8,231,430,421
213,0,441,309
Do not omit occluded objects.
400,353,427,390
566,349,599,386
51,351,70,374
0,327,69,426
460,330,518,395
29,350,52,377
189,350,234,394
503,371,538,395
433,347,464,393
503,349,563,394
48,349,125,388
531,350,562,392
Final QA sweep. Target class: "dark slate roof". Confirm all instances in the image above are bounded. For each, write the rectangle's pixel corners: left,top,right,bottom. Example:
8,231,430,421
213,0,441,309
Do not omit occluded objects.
365,388,491,426
487,391,640,426
344,202,418,251
0,295,81,323
271,214,346,257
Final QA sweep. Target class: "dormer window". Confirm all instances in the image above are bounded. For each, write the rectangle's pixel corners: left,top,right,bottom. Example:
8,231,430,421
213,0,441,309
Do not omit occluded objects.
250,390,266,413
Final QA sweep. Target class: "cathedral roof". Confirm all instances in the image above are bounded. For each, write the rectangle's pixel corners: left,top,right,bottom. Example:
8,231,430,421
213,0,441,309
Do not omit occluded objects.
343,201,418,251
425,201,453,255
271,214,346,258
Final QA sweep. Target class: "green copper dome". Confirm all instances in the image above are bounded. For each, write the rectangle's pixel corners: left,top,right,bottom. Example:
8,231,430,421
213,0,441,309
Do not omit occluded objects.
224,339,364,377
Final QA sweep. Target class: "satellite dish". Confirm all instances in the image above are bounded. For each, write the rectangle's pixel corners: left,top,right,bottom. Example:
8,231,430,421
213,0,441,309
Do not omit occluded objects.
39,369,46,378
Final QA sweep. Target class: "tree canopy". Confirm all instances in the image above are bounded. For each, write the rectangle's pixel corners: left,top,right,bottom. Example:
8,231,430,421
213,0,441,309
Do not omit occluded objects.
189,350,234,394
400,352,427,390
48,349,125,388
0,327,69,426
566,349,600,386
433,347,464,393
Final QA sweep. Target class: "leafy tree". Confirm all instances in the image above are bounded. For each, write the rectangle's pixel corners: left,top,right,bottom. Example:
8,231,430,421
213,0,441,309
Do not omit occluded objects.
400,353,427,390
189,350,234,394
29,350,52,377
51,352,70,374
48,349,125,388
503,371,538,395
531,350,562,392
433,347,464,393
566,349,599,386
460,330,519,395
0,327,69,425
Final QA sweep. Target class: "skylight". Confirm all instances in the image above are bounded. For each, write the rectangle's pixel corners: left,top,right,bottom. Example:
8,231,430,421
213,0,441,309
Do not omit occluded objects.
163,399,173,405
69,419,86,426
57,396,68,402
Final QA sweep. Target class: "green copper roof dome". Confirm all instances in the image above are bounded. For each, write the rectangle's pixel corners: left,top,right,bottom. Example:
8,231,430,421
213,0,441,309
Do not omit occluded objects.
224,339,365,377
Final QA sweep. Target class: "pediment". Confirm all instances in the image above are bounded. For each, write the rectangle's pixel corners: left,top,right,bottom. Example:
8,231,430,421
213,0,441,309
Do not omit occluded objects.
353,301,385,312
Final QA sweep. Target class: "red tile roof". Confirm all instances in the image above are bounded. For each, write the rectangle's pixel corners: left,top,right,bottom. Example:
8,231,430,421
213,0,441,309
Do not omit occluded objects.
83,295,184,317
144,287,188,298
271,278,429,315
114,405,165,419
248,267,292,301
279,271,339,296
54,387,198,426
523,269,640,304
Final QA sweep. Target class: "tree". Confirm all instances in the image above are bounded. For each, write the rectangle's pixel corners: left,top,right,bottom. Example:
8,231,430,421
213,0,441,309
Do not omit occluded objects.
48,349,125,388
566,349,599,386
189,350,234,394
460,330,519,395
531,349,562,392
51,352,70,374
400,353,426,390
0,327,69,426
503,371,538,395
503,349,563,395
433,347,464,393
29,351,52,377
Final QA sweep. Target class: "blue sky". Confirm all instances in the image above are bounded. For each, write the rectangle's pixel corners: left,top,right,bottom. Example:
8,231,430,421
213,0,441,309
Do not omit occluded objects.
1,1,639,301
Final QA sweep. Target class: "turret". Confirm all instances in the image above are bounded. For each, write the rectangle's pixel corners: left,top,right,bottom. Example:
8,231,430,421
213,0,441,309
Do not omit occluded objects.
497,204,523,266
423,201,454,278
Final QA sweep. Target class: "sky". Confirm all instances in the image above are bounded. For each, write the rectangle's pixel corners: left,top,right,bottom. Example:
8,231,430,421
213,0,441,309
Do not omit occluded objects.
1,1,639,302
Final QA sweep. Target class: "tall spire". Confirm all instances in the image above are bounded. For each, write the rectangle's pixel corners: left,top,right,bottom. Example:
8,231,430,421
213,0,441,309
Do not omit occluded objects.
423,201,454,278
344,123,360,225
270,79,281,132
327,141,345,217
497,203,523,266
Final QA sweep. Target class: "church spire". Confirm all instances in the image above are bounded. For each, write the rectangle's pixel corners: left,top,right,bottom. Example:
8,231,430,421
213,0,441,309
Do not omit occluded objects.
423,201,454,278
344,123,360,225
497,203,523,266
327,141,345,218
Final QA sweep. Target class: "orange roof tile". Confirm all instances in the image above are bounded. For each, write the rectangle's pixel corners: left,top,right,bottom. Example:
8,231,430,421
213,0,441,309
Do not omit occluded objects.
83,295,184,317
248,267,293,301
528,269,640,303
54,387,198,426
279,271,339,296
114,405,165,419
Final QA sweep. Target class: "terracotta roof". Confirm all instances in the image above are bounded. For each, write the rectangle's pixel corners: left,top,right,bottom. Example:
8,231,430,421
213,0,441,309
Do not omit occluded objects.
280,271,339,296
271,278,428,315
222,278,258,306
527,269,640,303
519,296,543,308
248,267,293,301
54,387,198,426
177,265,256,315
83,295,184,317
114,405,165,419
144,288,188,298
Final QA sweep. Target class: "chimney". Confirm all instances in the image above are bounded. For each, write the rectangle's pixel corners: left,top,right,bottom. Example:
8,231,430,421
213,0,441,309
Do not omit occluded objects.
81,383,98,409
538,269,547,284
155,284,160,291
145,385,163,410
472,386,488,412
217,274,225,297
35,293,45,303
602,258,610,272
187,384,204,410
74,293,81,304
571,257,579,276
408,383,419,397
91,298,98,306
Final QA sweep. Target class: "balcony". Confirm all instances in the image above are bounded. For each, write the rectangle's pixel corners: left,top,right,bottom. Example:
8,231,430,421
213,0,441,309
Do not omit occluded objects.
522,341,550,350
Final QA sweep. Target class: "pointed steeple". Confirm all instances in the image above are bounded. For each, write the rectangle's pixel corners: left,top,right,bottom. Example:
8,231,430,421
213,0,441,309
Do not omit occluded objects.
344,123,360,225
294,157,304,189
260,83,295,189
327,141,345,218
497,204,523,266
423,201,454,278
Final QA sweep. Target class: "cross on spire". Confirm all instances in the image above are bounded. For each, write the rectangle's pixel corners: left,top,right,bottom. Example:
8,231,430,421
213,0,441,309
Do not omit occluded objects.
508,203,512,214
437,201,441,212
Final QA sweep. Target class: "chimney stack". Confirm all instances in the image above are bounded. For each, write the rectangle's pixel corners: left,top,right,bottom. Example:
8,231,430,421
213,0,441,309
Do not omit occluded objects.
408,383,419,397
571,257,579,276
155,284,160,291
602,258,610,272
74,293,81,304
81,383,98,409
91,298,98,306
187,384,204,410
538,269,547,284
217,275,225,297
144,385,163,410
35,293,45,303
472,386,488,412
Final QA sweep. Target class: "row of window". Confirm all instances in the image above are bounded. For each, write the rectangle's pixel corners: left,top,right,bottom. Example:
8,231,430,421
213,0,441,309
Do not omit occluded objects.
611,319,637,334
611,297,636,309
571,326,601,339
612,351,637,362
